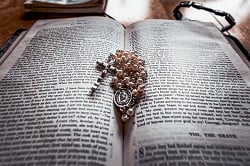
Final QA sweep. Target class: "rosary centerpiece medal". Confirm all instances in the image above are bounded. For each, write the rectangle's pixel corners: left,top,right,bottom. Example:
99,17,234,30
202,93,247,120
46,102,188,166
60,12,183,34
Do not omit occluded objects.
91,50,147,122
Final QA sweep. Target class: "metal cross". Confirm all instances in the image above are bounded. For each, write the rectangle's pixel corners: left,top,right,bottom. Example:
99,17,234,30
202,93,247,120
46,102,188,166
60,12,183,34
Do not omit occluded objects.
90,60,117,95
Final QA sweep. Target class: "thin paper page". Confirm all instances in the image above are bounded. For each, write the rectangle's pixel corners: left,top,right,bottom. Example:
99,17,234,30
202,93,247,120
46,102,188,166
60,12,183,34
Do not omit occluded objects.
124,20,250,165
0,17,124,165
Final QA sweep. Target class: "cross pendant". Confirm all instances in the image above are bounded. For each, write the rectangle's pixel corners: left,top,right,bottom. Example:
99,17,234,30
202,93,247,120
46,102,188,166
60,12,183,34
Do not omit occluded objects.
90,60,117,95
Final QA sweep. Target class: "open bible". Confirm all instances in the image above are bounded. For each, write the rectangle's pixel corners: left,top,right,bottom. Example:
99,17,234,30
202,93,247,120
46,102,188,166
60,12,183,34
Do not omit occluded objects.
0,16,250,165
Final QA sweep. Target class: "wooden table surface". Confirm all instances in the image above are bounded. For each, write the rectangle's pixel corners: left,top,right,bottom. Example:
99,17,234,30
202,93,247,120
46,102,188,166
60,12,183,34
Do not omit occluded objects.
0,0,250,54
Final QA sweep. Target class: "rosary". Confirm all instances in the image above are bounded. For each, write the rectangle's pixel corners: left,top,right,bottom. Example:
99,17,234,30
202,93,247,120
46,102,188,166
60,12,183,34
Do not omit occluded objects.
91,50,147,122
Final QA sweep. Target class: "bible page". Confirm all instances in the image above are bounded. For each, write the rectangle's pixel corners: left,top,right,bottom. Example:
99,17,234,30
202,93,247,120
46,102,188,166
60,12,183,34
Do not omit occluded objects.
0,16,124,165
124,20,250,165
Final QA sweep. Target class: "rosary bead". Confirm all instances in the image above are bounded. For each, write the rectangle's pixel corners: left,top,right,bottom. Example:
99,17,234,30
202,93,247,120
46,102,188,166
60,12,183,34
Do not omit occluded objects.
133,58,139,64
126,62,131,67
137,84,145,93
116,57,121,63
131,77,136,83
124,77,130,84
124,52,129,58
139,71,146,79
134,72,140,78
137,78,143,84
117,52,123,58
131,50,137,54
117,82,122,88
116,50,124,56
109,53,115,57
121,114,130,122
113,84,119,90
128,82,135,88
137,56,143,62
138,60,144,66
139,66,144,72
131,54,137,60
111,77,118,84
112,55,118,61
121,55,126,62
124,63,128,70
116,70,124,78
127,108,135,116
132,89,138,97
133,64,138,70
126,55,131,61
119,108,126,113
124,51,129,54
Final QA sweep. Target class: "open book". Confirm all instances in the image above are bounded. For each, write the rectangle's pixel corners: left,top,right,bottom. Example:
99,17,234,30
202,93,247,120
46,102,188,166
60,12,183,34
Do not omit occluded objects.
0,16,250,165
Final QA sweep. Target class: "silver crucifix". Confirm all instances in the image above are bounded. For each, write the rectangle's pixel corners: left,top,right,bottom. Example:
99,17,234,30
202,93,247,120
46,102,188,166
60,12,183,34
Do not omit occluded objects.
90,59,117,95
